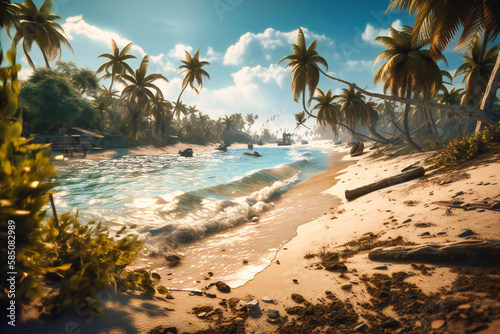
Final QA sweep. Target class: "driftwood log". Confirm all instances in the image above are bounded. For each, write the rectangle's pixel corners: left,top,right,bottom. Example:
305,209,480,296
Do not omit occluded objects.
345,167,425,201
369,240,500,266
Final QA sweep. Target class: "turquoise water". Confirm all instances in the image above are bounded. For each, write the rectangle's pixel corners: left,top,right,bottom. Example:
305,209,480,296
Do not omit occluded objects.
50,146,330,250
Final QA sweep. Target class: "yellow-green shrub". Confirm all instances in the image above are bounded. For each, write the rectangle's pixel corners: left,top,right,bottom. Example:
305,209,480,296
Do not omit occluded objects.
434,121,500,167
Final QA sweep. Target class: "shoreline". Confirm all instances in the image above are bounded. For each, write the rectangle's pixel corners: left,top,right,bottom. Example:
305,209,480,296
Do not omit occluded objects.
14,141,500,334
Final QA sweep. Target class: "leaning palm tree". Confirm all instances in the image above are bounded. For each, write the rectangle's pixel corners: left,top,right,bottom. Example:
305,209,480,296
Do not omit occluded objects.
373,25,444,150
387,0,500,127
455,41,500,107
9,0,73,70
311,88,341,135
278,28,328,116
97,39,136,92
172,48,210,119
118,55,168,139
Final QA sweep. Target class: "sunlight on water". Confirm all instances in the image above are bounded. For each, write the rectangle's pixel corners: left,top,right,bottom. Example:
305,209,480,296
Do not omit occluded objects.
50,146,334,288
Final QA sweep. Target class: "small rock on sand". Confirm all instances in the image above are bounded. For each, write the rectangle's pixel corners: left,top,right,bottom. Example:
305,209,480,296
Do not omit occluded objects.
431,319,445,329
262,296,274,303
458,229,477,238
197,312,207,318
268,309,280,319
341,283,352,290
374,265,388,270
216,281,231,293
491,202,500,210
252,217,259,222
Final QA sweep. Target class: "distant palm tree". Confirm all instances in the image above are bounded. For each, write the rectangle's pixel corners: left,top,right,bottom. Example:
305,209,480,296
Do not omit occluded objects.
311,88,340,135
118,55,168,139
97,39,136,92
221,115,236,143
150,93,172,137
454,41,500,107
437,88,465,135
173,101,187,120
333,86,370,140
294,111,310,130
10,0,73,70
278,28,328,115
172,48,210,120
373,25,444,150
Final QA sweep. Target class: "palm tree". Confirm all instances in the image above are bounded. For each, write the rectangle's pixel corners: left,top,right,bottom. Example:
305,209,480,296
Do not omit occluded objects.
279,28,499,130
118,55,168,139
278,28,328,116
373,25,444,150
294,111,310,130
311,88,341,135
221,115,236,144
173,101,187,120
172,48,210,119
97,39,136,92
9,0,73,70
387,0,500,127
150,93,172,137
455,41,500,107
437,88,465,135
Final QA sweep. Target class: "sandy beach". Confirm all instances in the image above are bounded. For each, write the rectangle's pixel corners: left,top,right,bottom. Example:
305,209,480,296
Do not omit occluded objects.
14,141,500,334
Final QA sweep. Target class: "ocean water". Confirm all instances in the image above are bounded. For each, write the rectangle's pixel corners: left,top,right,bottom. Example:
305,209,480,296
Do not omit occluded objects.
50,145,338,287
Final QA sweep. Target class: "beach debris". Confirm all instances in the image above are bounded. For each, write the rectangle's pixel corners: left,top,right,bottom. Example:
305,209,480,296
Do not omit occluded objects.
350,141,365,157
216,281,231,293
165,254,182,268
234,317,245,323
341,283,352,290
203,292,216,298
267,309,280,319
246,300,261,317
189,290,203,296
251,216,259,222
291,293,306,304
492,202,500,209
401,218,412,224
151,272,161,280
354,323,369,332
345,167,425,201
242,259,248,264
197,312,207,318
243,151,262,157
431,319,446,329
262,296,274,303
369,240,500,266
178,148,193,157
227,297,240,309
207,271,213,277
166,293,174,299
458,229,477,238
401,162,420,172
373,265,388,270
146,326,178,334
293,279,299,284
419,231,431,237
452,191,464,198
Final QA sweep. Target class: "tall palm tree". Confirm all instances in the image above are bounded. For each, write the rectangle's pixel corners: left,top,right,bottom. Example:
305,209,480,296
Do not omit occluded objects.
9,0,73,70
278,28,328,116
455,41,500,107
150,93,172,137
97,39,136,92
387,0,500,127
373,25,444,150
118,55,168,139
173,101,187,120
333,86,371,139
172,48,210,119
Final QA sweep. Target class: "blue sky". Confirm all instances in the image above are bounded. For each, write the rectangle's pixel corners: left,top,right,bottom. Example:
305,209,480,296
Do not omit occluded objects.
3,0,489,134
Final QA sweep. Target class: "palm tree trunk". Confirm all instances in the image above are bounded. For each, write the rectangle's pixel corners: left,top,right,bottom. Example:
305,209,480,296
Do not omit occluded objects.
426,108,441,142
42,50,51,69
403,81,422,151
318,69,499,126
173,86,188,120
475,51,500,132
338,123,386,144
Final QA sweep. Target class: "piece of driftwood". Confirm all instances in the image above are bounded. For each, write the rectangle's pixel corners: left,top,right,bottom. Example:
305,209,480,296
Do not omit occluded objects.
345,167,425,201
433,201,500,212
369,240,500,266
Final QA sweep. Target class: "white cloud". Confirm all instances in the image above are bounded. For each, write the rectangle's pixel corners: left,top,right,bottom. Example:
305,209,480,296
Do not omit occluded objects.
224,27,334,66
62,15,147,57
205,46,222,62
345,60,373,70
18,67,33,81
361,19,403,46
168,44,193,60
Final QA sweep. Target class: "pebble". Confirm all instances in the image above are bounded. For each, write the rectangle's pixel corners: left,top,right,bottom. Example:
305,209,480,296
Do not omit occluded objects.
458,229,477,238
431,319,445,329
478,181,483,185
197,312,207,318
460,203,471,208
341,283,352,290
216,281,231,293
262,296,274,303
228,297,240,308
402,218,412,224
453,200,464,205
243,259,249,264
419,232,430,237
252,217,259,222
415,320,422,327
293,279,299,284
491,202,500,210
246,300,259,309
166,293,174,299
374,265,388,270
452,191,464,198
204,292,216,298
354,323,368,332
457,304,472,310
437,231,447,235
234,317,245,323
267,309,280,319
360,274,369,281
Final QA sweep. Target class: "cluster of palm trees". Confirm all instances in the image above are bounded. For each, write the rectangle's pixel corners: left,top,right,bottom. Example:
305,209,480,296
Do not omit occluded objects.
280,0,500,151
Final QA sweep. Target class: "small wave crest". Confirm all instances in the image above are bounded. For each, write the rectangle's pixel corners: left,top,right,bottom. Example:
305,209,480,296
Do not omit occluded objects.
145,162,304,249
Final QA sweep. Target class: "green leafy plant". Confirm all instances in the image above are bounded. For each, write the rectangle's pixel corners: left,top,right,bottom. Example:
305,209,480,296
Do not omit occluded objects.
40,212,168,316
434,121,500,167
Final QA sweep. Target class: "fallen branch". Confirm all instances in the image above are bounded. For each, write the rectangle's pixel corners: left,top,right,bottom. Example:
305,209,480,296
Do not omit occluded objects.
345,167,425,201
368,240,500,266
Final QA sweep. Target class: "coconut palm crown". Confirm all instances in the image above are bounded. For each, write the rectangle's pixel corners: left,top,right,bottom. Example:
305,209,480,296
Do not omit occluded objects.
278,28,328,110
